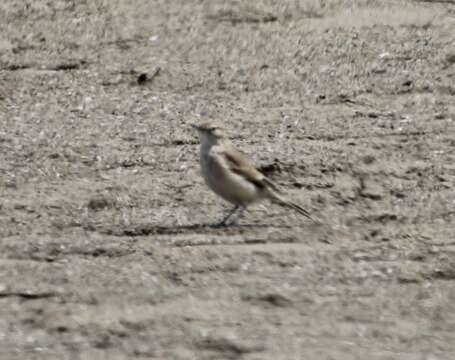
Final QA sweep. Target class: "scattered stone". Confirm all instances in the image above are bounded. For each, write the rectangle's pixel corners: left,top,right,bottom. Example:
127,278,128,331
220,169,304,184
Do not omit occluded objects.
379,52,392,59
368,112,379,118
87,195,114,211
360,179,384,200
257,292,293,307
402,79,413,87
242,291,293,307
196,332,265,356
431,266,455,280
445,51,455,65
362,154,376,165
136,67,161,85
371,65,387,74
397,272,422,284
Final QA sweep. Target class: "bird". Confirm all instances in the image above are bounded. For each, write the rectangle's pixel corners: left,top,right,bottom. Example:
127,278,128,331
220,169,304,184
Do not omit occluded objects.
191,121,315,226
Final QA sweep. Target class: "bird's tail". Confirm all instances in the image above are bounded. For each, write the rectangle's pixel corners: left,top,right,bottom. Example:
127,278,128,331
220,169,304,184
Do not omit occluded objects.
266,189,315,222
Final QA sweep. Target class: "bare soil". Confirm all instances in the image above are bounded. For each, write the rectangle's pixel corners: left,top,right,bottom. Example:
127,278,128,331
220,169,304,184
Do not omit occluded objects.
1,0,455,359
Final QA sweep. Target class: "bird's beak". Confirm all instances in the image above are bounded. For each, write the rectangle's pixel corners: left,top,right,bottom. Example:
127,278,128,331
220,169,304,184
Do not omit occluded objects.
191,123,200,131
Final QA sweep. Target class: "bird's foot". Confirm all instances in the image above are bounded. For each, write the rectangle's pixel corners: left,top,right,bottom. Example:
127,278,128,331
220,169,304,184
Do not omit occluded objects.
211,217,237,228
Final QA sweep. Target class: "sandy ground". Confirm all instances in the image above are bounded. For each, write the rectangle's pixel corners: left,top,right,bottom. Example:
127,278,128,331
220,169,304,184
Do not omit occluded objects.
1,0,455,359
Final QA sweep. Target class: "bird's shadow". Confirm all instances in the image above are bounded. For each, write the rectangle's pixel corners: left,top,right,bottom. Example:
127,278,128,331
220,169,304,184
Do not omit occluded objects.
114,221,296,237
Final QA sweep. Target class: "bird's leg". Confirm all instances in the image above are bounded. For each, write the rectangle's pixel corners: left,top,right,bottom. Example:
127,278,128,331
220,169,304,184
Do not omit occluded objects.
220,205,248,226
231,206,246,225
216,205,240,227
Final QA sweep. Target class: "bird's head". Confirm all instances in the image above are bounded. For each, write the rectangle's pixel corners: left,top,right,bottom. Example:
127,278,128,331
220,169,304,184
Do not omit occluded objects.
191,121,226,145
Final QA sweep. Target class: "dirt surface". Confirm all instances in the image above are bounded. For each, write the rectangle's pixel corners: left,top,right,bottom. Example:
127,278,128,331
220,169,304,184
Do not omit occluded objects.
1,0,455,359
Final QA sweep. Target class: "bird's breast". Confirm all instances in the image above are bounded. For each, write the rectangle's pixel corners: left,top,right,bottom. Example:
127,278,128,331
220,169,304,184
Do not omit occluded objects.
199,150,261,206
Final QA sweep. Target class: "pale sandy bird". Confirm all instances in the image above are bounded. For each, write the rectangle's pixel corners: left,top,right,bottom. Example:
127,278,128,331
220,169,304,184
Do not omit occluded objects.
191,121,314,226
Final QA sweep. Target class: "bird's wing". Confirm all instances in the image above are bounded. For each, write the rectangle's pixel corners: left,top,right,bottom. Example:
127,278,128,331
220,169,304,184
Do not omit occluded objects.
211,146,315,221
215,146,281,192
